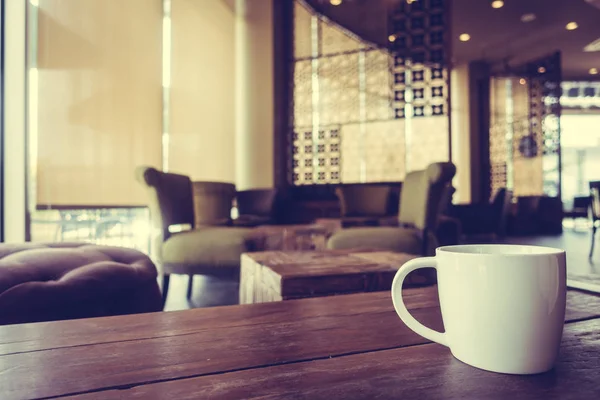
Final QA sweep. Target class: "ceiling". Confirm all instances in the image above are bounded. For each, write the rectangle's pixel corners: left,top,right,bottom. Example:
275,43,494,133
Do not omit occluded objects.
453,0,600,80
304,0,600,80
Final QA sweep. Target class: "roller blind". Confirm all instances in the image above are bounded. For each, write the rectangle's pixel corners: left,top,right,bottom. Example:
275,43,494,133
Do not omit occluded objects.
31,0,163,207
168,0,235,182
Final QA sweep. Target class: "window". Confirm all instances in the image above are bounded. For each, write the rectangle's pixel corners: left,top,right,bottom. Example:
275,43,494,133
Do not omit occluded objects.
290,1,450,185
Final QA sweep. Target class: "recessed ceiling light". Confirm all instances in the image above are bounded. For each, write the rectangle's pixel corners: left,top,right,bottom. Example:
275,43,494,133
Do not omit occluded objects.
521,13,536,23
519,78,527,85
459,33,471,42
388,35,396,42
584,38,600,52
330,0,342,5
566,22,579,30
491,0,504,9
590,68,599,75
538,66,546,73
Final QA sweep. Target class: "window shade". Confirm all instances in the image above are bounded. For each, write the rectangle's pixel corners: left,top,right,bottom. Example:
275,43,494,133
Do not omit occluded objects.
168,0,235,182
32,0,163,207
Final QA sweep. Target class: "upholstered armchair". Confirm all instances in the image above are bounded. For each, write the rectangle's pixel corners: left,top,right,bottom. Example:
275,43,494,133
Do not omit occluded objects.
329,185,391,227
135,167,252,305
336,185,391,217
192,181,236,227
327,162,456,256
234,189,279,227
564,195,592,232
589,181,600,259
446,188,513,238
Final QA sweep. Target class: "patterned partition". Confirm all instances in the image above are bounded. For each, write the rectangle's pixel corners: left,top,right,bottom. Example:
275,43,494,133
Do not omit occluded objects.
489,52,562,198
489,77,510,197
290,0,451,186
531,53,561,197
389,0,449,172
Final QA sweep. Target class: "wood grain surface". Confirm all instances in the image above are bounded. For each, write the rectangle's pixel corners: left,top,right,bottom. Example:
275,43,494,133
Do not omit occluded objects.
73,318,600,400
0,287,437,356
0,289,598,399
246,224,331,251
239,250,429,304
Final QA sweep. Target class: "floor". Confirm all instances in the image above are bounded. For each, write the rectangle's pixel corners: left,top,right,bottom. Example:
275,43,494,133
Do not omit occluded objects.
163,227,600,312
495,228,599,276
164,274,240,312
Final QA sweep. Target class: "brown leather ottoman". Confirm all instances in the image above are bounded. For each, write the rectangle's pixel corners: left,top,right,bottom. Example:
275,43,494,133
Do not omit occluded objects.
0,243,162,325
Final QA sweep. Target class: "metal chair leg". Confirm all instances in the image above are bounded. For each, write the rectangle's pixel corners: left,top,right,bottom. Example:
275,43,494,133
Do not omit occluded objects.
162,274,171,307
590,226,597,260
186,274,194,300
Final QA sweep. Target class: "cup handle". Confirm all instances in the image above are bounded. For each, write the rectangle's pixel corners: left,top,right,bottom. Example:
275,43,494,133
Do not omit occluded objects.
391,257,448,347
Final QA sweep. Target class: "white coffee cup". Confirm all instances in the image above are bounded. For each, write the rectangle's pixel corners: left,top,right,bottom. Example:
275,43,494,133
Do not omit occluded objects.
391,244,566,374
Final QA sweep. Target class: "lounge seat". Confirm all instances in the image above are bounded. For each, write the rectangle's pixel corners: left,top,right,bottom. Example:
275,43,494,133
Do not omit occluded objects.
162,227,251,274
327,162,456,256
136,166,253,305
0,243,162,325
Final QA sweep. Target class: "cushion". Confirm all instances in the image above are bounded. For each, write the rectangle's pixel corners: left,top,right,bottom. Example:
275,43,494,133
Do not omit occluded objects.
335,185,391,217
399,162,456,231
236,189,278,217
193,182,236,227
327,227,438,255
161,227,252,274
0,243,162,325
233,215,272,227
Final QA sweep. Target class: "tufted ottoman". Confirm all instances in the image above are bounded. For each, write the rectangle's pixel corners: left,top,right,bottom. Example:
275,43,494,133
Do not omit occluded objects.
0,243,163,325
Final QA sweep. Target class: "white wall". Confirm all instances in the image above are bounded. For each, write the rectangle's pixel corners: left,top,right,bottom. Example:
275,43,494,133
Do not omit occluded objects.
450,64,471,204
235,0,274,190
3,0,27,241
170,0,274,188
1,0,275,242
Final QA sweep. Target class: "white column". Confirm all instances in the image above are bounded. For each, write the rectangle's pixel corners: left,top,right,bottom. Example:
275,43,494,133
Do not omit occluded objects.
235,0,274,190
450,64,471,204
450,61,489,204
3,0,27,241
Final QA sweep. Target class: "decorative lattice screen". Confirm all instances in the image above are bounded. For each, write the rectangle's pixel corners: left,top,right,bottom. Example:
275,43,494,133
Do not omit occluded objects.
489,52,562,198
291,0,450,186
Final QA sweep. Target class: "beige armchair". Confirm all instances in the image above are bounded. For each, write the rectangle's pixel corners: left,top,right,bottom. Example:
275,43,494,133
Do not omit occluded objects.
234,188,279,227
336,185,392,217
327,162,456,255
135,167,252,305
192,181,236,227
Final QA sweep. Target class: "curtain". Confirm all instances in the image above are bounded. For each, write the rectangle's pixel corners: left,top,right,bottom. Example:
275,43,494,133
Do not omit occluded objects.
32,0,163,207
168,0,236,182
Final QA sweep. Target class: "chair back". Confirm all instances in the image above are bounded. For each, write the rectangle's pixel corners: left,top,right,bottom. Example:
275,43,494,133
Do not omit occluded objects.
572,195,592,212
437,185,456,216
193,182,236,227
492,188,513,236
335,185,391,217
590,181,600,221
398,162,457,231
236,189,278,217
135,166,194,242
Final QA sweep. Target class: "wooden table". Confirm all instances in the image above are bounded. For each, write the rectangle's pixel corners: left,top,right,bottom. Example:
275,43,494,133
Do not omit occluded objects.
567,272,600,293
315,216,399,231
247,224,331,251
239,249,427,304
1,288,600,399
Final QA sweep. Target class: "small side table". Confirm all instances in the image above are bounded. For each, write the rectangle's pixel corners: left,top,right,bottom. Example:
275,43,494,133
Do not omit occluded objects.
239,249,431,304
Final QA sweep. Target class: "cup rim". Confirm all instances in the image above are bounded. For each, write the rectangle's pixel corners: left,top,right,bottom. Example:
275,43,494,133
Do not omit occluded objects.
437,244,565,257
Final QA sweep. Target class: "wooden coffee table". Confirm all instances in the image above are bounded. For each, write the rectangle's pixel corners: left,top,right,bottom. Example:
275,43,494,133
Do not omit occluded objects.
247,224,331,251
239,249,429,304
